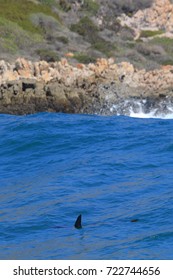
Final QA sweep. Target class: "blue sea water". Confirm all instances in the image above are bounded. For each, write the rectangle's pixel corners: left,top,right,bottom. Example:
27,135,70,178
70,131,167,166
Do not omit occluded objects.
0,112,173,260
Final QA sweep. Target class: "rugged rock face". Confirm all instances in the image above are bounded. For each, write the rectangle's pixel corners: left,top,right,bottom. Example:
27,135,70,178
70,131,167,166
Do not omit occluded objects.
1,0,173,116
1,57,173,116
118,0,173,39
1,0,173,70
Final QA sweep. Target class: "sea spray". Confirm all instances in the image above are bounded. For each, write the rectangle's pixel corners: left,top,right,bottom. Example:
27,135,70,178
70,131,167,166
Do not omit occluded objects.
109,97,173,119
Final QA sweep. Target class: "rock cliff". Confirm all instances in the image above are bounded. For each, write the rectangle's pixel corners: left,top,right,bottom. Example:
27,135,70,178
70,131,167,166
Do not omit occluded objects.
1,0,173,116
118,0,173,39
1,57,173,116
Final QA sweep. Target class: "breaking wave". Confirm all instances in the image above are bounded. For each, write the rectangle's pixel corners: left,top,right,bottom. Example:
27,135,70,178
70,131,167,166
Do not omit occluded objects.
109,98,173,119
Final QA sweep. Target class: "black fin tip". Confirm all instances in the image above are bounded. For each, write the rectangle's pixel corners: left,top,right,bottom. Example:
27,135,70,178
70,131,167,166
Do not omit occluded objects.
74,214,82,229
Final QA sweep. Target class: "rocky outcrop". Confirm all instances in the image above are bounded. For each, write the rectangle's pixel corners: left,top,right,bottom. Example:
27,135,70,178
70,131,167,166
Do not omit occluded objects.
0,57,116,115
118,0,173,39
1,57,173,116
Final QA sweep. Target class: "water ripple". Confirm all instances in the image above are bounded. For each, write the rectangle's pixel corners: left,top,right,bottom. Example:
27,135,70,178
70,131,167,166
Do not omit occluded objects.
0,113,173,259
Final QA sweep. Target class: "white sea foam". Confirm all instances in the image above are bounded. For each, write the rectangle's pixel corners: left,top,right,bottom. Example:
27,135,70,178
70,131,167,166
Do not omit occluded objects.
109,99,173,119
129,110,173,119
129,102,173,119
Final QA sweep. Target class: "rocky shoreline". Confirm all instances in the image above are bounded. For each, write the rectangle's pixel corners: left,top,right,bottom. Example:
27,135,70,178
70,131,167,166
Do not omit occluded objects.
1,57,173,116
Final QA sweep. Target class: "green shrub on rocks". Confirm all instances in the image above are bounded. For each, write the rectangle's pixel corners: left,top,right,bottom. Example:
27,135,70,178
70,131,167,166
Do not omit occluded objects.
0,17,43,54
36,49,60,62
134,41,171,67
81,0,100,15
58,0,72,12
74,53,96,64
161,59,173,65
136,43,165,57
150,37,173,49
71,16,115,56
140,29,164,38
119,26,135,41
92,40,115,57
57,36,69,44
71,16,98,39
0,0,60,34
30,13,61,38
150,37,173,61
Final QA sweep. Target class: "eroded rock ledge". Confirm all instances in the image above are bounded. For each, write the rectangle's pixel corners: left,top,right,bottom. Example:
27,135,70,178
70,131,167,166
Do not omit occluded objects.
1,57,173,116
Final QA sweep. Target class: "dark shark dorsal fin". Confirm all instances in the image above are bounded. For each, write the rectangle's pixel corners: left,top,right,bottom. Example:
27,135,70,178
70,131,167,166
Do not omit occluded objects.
74,214,82,229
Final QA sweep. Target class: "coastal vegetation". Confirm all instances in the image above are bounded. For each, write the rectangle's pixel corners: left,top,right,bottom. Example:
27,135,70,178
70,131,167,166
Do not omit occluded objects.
149,37,173,65
36,49,60,62
71,16,99,40
58,0,72,12
73,53,96,64
0,0,60,34
0,17,42,54
0,0,60,60
0,0,172,69
70,16,115,56
140,29,164,38
81,0,100,15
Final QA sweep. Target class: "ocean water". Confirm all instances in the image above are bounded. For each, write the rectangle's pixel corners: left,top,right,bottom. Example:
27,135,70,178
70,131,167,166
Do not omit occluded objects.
0,110,173,260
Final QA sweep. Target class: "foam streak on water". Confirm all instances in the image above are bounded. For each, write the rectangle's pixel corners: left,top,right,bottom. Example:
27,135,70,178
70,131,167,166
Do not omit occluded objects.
0,112,173,260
